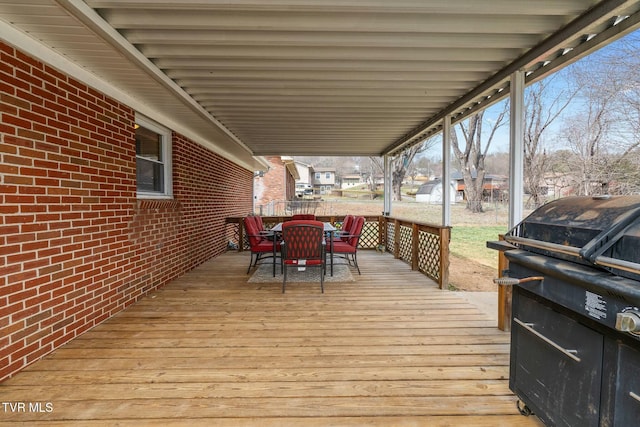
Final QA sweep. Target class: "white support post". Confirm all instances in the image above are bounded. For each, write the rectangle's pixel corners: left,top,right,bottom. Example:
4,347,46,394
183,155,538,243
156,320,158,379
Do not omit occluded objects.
509,70,525,229
442,116,452,227
383,154,392,216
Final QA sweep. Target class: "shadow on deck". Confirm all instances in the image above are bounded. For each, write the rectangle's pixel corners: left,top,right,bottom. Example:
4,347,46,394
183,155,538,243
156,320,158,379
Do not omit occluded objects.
0,251,542,426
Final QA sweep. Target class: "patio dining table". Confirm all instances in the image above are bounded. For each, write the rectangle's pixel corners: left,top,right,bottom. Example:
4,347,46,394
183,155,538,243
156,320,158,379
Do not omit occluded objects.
270,222,337,276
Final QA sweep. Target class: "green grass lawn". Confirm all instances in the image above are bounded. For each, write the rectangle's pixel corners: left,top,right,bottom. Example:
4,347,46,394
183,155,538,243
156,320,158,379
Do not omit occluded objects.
450,225,508,268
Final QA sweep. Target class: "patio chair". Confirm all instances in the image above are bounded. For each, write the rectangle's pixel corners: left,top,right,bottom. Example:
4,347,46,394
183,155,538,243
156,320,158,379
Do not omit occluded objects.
333,214,354,242
254,214,266,232
332,216,365,275
244,216,280,276
281,220,326,293
291,214,316,220
254,214,278,241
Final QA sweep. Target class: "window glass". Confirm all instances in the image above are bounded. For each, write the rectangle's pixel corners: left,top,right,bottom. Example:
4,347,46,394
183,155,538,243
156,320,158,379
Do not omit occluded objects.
135,116,172,197
136,126,163,161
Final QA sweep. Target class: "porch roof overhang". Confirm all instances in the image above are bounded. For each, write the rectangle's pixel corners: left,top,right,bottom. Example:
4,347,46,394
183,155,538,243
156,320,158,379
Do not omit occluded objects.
2,1,640,170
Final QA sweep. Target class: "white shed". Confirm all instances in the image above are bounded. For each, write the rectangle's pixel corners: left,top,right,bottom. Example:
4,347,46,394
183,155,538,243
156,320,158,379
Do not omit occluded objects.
415,180,457,204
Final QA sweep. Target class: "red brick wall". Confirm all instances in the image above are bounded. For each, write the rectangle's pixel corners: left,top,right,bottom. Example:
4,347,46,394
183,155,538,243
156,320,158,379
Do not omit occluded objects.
0,41,253,381
285,167,295,200
254,156,296,213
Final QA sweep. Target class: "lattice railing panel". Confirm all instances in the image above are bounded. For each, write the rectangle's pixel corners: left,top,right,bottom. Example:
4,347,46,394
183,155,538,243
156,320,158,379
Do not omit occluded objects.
397,224,413,264
418,230,441,282
359,221,378,249
226,224,240,251
386,222,395,250
262,220,280,231
238,220,279,250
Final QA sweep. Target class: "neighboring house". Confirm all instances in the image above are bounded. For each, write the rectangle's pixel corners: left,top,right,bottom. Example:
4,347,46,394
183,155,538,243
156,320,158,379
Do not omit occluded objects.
452,171,508,202
254,156,299,213
312,167,336,194
405,174,431,187
341,173,363,189
543,172,579,198
295,161,312,186
294,161,313,197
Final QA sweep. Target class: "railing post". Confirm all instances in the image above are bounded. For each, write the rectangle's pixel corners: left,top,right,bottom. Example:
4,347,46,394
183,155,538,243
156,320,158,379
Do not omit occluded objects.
411,223,419,271
497,234,511,331
438,227,450,289
393,218,400,259
238,220,244,252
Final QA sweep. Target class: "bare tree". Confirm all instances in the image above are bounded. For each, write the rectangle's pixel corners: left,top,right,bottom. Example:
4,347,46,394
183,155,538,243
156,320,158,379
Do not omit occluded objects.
483,152,509,176
406,160,420,193
451,106,508,213
610,32,640,188
524,74,577,207
366,156,383,193
369,138,438,201
390,144,425,201
560,56,624,195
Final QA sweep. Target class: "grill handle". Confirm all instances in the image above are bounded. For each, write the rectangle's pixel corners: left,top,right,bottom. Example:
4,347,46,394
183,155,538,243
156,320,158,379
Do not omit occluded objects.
593,255,640,277
493,276,544,286
503,236,581,258
514,318,581,363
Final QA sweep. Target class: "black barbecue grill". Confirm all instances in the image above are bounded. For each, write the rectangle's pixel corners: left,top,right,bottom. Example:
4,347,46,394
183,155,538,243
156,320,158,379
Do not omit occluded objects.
489,195,640,427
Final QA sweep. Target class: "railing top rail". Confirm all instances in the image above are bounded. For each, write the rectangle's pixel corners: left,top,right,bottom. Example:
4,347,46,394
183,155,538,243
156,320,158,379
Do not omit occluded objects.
227,215,451,232
381,216,451,232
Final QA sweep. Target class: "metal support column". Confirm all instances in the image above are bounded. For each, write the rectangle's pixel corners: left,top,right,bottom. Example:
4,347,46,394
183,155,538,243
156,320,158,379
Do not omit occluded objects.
442,115,452,227
383,154,392,216
509,70,525,229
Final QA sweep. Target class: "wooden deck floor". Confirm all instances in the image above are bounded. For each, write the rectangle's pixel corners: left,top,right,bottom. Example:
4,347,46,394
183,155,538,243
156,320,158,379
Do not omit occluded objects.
0,251,543,426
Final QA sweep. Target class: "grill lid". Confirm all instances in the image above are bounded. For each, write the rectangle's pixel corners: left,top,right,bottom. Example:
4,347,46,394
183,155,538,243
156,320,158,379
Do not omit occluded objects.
505,195,640,281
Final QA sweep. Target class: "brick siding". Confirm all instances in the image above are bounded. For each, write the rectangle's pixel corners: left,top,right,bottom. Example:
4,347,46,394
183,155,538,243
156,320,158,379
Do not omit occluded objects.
0,41,253,381
254,156,295,212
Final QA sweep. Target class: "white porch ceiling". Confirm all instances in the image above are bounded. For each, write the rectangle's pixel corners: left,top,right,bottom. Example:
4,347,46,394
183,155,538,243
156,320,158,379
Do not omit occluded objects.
1,0,640,166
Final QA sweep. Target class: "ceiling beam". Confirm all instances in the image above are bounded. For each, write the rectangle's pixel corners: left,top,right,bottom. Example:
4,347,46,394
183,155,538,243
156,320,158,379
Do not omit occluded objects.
384,0,640,156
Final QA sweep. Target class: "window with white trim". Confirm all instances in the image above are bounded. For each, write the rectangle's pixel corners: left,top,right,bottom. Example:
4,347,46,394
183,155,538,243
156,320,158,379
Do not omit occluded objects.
135,115,172,198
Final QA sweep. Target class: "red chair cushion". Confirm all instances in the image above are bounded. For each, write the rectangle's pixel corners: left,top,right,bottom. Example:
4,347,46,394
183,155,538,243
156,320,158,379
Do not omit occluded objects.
332,241,357,254
345,216,364,247
253,240,277,252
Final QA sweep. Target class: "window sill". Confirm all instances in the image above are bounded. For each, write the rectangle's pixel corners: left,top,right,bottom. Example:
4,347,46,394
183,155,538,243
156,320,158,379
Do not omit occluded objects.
136,198,180,210
136,192,174,200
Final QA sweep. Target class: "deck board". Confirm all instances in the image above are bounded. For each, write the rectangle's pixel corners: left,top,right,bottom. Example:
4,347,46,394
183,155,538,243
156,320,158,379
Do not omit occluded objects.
0,251,542,426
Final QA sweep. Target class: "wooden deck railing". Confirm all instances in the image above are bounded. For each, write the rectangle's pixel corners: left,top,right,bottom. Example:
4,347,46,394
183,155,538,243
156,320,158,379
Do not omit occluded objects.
225,215,450,288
